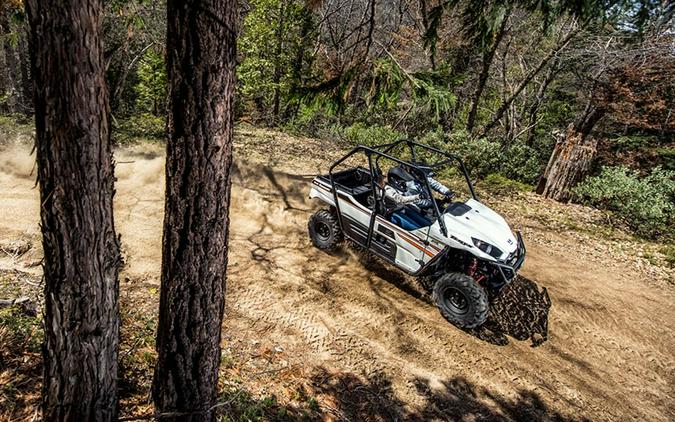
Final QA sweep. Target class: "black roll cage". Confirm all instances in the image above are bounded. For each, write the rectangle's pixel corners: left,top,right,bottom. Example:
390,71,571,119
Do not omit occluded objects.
328,139,477,250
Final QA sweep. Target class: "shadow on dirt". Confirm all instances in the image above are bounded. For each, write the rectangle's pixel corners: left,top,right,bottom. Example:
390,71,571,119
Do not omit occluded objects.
306,367,585,422
232,163,552,349
468,276,551,347
357,257,552,347
135,365,587,421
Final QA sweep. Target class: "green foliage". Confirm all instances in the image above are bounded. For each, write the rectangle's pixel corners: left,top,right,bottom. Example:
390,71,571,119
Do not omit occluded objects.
341,123,403,147
480,173,531,196
369,59,405,110
238,0,315,122
661,244,675,268
448,135,502,179
418,130,552,185
574,166,675,239
135,49,166,115
283,104,342,139
613,135,656,152
656,148,675,171
500,141,543,184
369,60,457,122
113,113,165,143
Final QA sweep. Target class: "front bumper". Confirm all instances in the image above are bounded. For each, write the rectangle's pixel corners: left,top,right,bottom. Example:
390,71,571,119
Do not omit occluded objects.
492,231,526,285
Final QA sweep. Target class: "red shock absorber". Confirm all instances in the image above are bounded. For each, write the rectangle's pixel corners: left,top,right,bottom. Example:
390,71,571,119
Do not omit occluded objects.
468,258,477,277
468,258,486,285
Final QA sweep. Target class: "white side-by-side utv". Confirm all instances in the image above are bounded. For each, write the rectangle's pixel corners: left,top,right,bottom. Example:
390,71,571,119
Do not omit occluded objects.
307,140,525,328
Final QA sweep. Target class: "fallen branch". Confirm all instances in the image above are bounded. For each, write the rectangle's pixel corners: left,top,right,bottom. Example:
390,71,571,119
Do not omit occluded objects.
0,297,30,307
0,296,36,316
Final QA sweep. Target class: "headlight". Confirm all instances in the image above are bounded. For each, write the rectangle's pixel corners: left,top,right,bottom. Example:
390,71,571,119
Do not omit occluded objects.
472,238,503,259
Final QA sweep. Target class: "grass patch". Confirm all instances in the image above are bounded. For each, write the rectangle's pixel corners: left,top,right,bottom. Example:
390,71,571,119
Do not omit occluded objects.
118,297,158,399
0,305,43,420
661,244,675,268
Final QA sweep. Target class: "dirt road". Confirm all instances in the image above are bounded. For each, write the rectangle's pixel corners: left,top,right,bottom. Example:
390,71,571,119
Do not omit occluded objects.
1,133,673,421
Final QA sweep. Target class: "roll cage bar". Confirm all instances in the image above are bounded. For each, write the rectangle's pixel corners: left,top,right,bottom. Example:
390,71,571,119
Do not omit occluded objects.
328,139,477,249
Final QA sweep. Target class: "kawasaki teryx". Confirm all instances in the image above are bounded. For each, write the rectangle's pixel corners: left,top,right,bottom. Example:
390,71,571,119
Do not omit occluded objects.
307,140,525,328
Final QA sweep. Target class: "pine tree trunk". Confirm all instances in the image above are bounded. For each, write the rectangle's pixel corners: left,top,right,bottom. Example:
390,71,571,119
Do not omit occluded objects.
152,1,237,420
25,1,121,420
536,124,598,201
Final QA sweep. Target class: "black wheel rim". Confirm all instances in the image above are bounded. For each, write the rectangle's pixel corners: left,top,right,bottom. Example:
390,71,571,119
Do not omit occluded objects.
442,287,469,315
315,221,331,241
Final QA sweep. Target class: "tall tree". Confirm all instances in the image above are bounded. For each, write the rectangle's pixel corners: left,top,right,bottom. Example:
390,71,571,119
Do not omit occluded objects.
24,0,122,420
152,0,237,420
538,27,674,201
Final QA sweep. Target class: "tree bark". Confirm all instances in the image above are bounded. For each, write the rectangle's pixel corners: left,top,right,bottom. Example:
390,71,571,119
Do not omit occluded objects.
152,1,237,420
536,117,602,201
24,1,121,421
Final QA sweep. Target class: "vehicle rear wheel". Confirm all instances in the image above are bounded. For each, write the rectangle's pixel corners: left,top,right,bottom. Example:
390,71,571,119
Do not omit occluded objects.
308,209,343,251
433,273,488,328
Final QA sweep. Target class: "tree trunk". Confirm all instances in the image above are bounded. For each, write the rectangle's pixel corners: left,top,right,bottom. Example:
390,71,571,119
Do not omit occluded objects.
25,1,121,421
536,123,599,201
152,1,237,420
466,8,510,133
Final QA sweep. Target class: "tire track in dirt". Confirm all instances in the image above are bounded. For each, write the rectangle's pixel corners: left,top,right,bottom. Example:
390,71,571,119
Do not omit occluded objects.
2,142,674,421
223,162,675,421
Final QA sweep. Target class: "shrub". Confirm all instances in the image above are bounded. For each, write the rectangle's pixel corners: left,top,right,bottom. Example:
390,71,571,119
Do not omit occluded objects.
283,104,341,140
341,122,403,147
418,131,546,183
661,244,675,268
500,141,544,184
574,166,675,239
480,173,532,196
113,113,165,143
432,131,501,179
656,147,675,171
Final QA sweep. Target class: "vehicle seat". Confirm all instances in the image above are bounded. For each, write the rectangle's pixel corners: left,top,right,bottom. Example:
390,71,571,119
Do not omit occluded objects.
351,184,371,196
390,207,431,231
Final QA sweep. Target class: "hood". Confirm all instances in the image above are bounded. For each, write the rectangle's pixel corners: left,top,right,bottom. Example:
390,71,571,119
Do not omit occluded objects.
441,199,517,260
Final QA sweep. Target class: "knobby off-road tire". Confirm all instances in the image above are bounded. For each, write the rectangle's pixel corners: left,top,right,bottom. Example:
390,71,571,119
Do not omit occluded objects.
433,273,489,328
308,209,343,251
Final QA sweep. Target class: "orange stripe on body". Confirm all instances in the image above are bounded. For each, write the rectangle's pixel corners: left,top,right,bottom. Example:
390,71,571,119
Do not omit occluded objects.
312,180,442,257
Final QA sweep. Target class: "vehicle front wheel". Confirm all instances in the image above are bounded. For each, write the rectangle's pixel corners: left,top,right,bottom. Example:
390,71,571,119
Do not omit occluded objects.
308,209,343,251
433,273,488,328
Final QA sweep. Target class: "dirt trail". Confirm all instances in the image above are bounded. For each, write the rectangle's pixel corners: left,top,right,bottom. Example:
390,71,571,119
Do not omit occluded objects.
1,139,673,421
